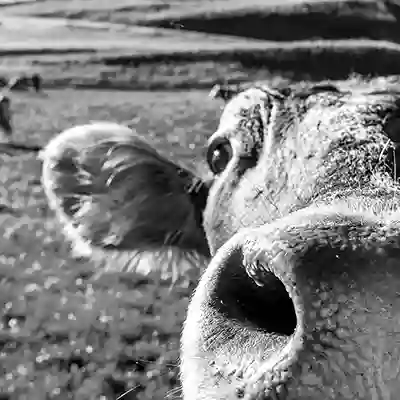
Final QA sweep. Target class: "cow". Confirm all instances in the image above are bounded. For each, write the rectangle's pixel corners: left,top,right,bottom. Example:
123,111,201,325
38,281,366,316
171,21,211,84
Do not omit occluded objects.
0,73,42,138
30,73,42,93
6,73,42,93
0,73,42,139
40,76,400,399
0,90,12,138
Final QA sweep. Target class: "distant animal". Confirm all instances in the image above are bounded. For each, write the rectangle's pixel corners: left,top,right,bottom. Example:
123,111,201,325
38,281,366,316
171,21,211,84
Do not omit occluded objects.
0,91,12,138
0,85,42,153
31,74,42,92
0,77,8,88
41,76,400,399
6,73,43,93
0,72,42,140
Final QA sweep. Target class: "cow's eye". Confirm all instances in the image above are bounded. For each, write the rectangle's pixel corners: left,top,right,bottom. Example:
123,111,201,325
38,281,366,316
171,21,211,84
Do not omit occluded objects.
206,138,233,175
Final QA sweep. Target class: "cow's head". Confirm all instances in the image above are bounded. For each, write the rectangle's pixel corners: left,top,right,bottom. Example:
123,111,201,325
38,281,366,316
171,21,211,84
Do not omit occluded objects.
41,77,400,399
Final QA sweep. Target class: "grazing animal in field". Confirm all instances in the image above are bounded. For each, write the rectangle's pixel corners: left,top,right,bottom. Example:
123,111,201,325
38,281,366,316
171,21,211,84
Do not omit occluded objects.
0,77,8,88
41,76,400,399
0,91,12,138
30,73,42,93
0,72,42,138
7,73,42,93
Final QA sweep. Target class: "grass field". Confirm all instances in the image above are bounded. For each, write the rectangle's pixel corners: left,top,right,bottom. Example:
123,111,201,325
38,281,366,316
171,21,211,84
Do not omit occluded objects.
0,89,220,400
2,0,400,89
1,0,400,399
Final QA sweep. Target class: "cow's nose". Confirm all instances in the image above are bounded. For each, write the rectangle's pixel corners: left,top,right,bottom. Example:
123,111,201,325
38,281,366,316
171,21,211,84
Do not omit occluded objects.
181,210,400,399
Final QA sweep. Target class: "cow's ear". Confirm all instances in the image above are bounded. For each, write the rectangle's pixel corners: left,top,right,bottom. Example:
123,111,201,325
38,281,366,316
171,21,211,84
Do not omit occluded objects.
40,122,210,279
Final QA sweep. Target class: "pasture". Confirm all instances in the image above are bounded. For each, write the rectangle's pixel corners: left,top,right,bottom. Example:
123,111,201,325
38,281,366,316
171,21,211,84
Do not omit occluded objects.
0,89,219,400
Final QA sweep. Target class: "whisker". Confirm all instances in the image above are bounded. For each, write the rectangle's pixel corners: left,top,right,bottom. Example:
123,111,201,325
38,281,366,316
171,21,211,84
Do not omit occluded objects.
116,385,140,400
165,386,183,399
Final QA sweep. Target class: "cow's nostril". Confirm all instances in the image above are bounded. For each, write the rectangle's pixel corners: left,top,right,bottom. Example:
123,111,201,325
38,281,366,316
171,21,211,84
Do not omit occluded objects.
212,249,296,336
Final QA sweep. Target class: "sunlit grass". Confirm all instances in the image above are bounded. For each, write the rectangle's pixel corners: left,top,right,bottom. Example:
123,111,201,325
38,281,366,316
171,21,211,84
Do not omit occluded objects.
0,89,219,399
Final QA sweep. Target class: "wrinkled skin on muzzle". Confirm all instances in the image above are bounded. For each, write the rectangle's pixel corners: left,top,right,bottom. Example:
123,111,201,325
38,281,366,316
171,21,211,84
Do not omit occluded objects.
41,77,400,400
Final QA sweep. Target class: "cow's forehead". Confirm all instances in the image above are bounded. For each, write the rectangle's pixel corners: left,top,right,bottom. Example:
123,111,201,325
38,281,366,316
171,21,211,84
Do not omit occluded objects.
217,88,274,131
214,81,400,141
